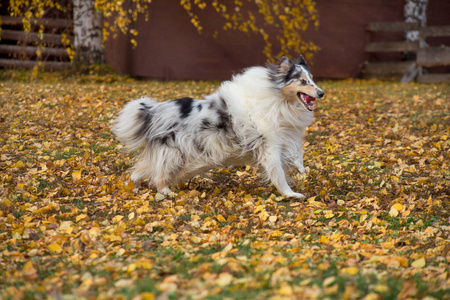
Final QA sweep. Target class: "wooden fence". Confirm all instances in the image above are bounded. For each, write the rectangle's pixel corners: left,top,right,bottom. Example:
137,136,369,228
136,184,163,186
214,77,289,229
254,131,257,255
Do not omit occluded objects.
0,16,73,70
417,26,450,82
364,22,450,83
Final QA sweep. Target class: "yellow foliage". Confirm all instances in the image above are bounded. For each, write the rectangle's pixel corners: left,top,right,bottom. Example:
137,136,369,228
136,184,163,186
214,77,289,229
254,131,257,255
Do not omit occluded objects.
6,0,318,62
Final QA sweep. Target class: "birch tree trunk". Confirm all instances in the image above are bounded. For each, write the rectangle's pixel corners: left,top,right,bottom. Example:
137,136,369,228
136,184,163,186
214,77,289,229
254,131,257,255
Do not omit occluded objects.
404,0,428,43
73,0,104,64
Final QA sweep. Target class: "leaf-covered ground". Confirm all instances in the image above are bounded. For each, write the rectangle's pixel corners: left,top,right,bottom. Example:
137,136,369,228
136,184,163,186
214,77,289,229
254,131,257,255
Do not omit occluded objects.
0,70,449,300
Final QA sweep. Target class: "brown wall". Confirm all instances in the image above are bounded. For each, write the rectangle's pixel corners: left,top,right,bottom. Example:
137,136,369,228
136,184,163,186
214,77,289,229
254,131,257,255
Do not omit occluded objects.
104,0,267,80
303,0,403,78
105,0,450,80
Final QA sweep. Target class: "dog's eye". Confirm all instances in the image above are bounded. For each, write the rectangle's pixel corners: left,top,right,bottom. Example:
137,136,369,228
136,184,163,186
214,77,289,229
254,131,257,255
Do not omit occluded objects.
300,79,306,85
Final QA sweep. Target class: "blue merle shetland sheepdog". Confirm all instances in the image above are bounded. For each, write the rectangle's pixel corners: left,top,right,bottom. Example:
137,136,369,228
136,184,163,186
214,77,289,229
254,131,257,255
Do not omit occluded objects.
113,55,324,199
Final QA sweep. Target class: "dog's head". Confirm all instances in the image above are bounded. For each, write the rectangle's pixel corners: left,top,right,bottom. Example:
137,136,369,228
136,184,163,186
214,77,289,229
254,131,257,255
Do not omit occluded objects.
269,55,324,111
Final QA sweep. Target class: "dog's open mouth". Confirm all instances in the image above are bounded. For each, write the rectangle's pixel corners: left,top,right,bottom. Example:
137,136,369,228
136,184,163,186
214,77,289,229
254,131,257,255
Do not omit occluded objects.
297,92,316,111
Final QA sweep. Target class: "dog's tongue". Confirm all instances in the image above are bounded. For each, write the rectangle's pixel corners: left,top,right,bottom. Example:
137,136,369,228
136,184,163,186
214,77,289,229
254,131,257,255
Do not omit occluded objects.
304,94,316,103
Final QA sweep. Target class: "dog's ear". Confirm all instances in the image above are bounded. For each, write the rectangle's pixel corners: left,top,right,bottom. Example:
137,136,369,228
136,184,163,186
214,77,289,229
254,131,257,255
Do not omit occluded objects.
296,55,308,68
278,56,293,74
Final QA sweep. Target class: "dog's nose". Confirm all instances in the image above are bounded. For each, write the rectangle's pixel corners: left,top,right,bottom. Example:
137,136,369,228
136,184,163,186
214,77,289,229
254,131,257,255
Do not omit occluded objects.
317,90,325,98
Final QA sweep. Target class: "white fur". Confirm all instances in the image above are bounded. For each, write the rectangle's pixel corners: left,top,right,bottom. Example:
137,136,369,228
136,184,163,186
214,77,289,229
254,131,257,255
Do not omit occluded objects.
113,61,320,199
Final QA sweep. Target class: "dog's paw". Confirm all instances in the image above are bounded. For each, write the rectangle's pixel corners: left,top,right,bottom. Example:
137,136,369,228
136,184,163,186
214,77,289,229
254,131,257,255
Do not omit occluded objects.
130,173,142,185
158,186,173,195
297,165,305,174
284,192,305,199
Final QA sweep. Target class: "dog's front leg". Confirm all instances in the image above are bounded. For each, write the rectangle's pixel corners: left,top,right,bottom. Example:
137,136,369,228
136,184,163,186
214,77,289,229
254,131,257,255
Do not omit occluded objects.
261,149,305,199
283,140,306,175
294,149,305,174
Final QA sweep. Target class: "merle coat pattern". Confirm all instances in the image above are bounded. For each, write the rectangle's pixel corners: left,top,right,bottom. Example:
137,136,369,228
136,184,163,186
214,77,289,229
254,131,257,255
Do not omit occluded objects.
113,55,324,198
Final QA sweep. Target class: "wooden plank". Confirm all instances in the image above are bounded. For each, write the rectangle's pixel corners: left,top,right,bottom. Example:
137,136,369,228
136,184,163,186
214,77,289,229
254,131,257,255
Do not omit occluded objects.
417,47,450,67
0,16,72,28
420,26,450,38
0,44,69,57
418,73,450,83
0,29,73,45
365,41,419,53
0,59,70,70
365,61,413,75
367,22,419,32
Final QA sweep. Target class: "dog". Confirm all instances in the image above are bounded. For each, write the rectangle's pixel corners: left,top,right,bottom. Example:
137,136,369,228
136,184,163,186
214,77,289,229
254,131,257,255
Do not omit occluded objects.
113,55,324,199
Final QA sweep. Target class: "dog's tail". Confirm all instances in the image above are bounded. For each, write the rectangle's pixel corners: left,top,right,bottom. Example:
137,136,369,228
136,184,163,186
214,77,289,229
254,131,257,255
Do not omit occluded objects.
112,97,155,152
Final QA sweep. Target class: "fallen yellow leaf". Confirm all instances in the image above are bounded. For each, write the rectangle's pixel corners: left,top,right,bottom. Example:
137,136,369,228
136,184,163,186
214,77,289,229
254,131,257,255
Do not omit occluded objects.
278,284,293,295
216,272,233,287
216,214,226,223
112,215,124,223
380,241,394,249
394,256,409,268
319,235,329,244
361,293,381,300
324,210,335,219
411,257,426,268
22,260,37,277
341,267,358,275
254,205,264,214
137,292,155,300
389,207,399,217
392,203,404,211
48,243,62,253
72,170,82,182
269,230,283,239
124,181,135,192
76,214,88,222
398,280,417,299
269,215,278,223
259,210,269,222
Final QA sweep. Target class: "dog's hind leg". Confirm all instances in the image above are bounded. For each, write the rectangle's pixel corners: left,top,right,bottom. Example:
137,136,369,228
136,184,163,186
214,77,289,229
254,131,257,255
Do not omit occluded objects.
150,145,185,195
261,148,305,199
129,147,153,190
